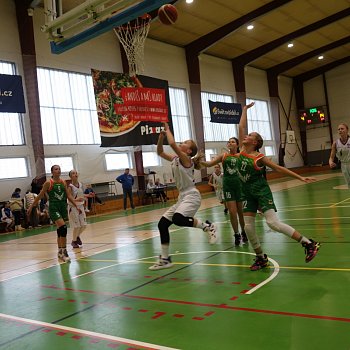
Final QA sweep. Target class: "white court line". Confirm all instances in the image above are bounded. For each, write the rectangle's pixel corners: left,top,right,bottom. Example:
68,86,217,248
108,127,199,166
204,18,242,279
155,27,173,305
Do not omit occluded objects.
71,255,159,280
73,251,279,294
164,251,279,294
274,216,350,221
0,313,178,350
330,197,350,207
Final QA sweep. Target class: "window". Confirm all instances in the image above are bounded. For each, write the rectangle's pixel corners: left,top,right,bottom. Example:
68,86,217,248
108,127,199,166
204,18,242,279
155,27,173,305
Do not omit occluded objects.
246,98,273,140
105,153,131,171
201,92,238,142
169,87,192,141
0,61,25,146
37,68,101,145
143,151,160,167
45,157,74,174
0,158,28,179
205,148,217,161
264,146,274,157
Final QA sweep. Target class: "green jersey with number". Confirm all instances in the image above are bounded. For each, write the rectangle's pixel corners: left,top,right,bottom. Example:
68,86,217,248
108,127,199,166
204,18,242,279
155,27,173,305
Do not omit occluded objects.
48,178,67,203
222,153,240,187
221,153,244,202
236,152,276,212
236,152,266,184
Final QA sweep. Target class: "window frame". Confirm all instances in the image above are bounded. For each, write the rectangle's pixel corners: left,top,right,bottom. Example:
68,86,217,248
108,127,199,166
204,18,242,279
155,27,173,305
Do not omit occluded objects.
104,152,132,171
0,157,29,180
37,67,101,146
168,86,193,141
44,156,75,175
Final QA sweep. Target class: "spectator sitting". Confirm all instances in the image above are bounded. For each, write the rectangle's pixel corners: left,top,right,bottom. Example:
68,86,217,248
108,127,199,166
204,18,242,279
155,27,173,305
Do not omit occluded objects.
10,188,25,231
23,190,39,228
146,179,156,193
84,184,103,212
1,202,15,232
38,200,50,225
154,178,168,202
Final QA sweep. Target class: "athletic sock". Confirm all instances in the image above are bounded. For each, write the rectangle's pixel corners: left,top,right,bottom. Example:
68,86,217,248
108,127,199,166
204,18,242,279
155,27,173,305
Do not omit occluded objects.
161,245,170,259
195,219,207,230
299,236,311,244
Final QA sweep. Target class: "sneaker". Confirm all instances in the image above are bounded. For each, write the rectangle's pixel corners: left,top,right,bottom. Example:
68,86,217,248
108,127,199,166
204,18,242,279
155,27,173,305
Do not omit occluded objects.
84,208,90,213
224,208,228,214
58,249,71,263
149,256,173,270
241,231,249,243
76,236,82,245
302,239,320,263
57,250,64,261
250,254,269,271
234,233,241,246
63,249,71,262
71,241,79,249
204,220,218,244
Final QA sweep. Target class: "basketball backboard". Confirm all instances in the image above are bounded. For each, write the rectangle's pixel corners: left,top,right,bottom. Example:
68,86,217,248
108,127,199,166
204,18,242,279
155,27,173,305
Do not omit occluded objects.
41,0,170,54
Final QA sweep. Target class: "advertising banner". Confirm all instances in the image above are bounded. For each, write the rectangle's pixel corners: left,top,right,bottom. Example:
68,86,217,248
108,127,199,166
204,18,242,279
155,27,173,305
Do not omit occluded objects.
209,100,241,124
91,69,172,147
0,74,26,113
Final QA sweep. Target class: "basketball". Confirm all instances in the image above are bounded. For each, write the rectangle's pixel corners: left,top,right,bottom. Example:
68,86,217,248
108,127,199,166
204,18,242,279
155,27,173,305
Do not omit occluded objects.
158,4,178,25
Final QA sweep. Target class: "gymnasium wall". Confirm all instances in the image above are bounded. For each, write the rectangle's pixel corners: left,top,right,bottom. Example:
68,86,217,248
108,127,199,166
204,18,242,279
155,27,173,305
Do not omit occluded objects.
0,1,348,199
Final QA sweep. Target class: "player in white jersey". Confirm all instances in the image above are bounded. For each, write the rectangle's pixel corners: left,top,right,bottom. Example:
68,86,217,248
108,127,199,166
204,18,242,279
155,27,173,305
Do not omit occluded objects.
329,123,350,187
68,170,87,249
149,122,218,271
208,164,228,213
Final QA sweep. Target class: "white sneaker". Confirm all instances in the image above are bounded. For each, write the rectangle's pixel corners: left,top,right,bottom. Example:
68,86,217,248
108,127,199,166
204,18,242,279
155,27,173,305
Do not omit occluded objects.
149,256,173,270
85,208,90,213
204,220,218,244
58,249,71,263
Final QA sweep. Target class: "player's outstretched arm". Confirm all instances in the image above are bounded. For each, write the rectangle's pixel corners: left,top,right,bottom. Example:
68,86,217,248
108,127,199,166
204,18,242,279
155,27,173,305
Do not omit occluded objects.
238,102,255,147
157,127,173,162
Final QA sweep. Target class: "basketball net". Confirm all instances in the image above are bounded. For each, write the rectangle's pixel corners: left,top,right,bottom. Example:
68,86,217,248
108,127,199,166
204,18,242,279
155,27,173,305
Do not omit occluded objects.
114,15,151,77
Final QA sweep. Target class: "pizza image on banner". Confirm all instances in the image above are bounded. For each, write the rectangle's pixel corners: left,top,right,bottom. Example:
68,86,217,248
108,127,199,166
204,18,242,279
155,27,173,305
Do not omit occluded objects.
91,69,173,147
91,69,140,134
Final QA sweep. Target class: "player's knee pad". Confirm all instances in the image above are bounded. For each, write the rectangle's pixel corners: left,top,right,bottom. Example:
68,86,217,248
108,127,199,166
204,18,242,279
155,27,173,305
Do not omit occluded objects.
57,225,67,237
264,210,294,237
172,213,194,227
158,217,172,244
244,216,260,249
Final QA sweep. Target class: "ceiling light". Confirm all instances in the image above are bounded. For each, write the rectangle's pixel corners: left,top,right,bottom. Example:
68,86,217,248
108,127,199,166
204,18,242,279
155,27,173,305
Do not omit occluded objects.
247,24,254,30
186,0,194,3
318,55,324,60
287,42,294,48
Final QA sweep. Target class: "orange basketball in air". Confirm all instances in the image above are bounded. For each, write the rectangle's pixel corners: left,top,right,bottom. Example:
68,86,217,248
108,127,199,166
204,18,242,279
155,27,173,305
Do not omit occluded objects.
158,4,178,25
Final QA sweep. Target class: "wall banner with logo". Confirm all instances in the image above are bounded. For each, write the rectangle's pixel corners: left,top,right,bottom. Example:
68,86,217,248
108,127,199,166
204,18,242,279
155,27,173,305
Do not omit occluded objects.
209,100,241,124
0,74,26,113
91,70,173,147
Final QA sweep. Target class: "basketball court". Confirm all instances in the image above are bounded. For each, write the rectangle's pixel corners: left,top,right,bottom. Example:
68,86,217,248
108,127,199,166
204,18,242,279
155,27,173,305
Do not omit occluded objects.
2,1,349,349
0,171,349,349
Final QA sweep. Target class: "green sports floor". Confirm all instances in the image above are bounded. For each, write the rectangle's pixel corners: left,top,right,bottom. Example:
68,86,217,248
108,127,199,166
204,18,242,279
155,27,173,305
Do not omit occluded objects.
0,171,349,349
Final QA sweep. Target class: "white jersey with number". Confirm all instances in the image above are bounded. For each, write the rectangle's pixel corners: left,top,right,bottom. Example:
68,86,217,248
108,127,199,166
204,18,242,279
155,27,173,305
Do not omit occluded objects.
212,172,223,190
68,182,87,228
212,172,224,202
171,156,196,193
336,137,350,163
163,156,201,221
68,182,85,208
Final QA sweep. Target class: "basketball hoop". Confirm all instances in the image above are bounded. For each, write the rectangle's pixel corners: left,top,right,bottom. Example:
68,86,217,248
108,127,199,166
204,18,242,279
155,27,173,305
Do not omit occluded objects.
114,14,151,77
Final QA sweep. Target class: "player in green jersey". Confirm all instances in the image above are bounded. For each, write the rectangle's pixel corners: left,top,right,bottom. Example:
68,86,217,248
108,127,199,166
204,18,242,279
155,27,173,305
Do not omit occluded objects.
201,137,247,246
238,102,320,270
27,165,81,263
